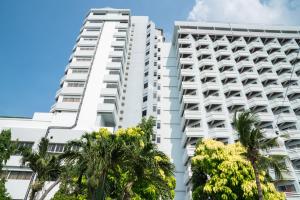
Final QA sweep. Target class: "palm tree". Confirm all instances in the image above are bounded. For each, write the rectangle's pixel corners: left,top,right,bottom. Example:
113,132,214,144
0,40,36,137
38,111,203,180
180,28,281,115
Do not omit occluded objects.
61,129,129,200
118,117,175,200
21,137,62,200
233,111,286,200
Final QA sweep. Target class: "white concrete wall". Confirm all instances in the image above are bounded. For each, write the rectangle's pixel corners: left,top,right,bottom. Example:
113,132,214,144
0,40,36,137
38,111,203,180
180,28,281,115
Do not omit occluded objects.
75,22,117,131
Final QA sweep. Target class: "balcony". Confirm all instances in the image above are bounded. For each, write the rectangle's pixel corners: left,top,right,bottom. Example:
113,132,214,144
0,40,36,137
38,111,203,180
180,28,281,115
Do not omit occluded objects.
264,42,281,51
264,85,284,95
282,42,299,53
77,39,97,46
195,39,211,46
109,50,124,58
290,99,300,110
198,59,214,67
219,71,237,80
226,96,245,107
236,60,254,70
61,73,88,84
180,95,199,107
180,110,202,131
196,49,211,56
265,146,287,156
177,38,190,45
278,73,298,83
69,60,92,68
56,87,84,98
206,111,226,122
287,52,300,63
248,41,264,49
74,49,94,57
201,82,219,91
213,40,229,47
179,69,194,79
179,47,194,55
231,40,246,48
208,128,231,138
183,166,192,185
100,88,119,100
97,103,118,127
179,57,194,65
199,70,217,79
204,96,223,106
269,51,286,58
217,59,235,67
276,113,297,124
287,86,300,96
51,102,80,112
106,62,123,70
240,71,258,81
269,98,290,109
223,83,242,93
288,148,300,160
244,84,263,94
80,30,100,37
274,62,291,72
248,97,269,108
259,72,278,82
181,127,205,148
234,50,250,60
256,112,274,122
183,146,196,165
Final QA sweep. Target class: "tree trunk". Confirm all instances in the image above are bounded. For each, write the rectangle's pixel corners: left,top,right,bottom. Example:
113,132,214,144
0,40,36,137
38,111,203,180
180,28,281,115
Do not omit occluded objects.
39,179,60,200
121,182,134,200
251,159,263,200
29,190,36,200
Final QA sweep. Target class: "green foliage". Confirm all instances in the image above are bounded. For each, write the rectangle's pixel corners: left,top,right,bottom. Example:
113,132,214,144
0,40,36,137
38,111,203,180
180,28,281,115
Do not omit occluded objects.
21,137,62,200
191,139,285,200
0,129,15,200
0,178,11,200
233,111,287,199
0,129,16,170
55,118,175,200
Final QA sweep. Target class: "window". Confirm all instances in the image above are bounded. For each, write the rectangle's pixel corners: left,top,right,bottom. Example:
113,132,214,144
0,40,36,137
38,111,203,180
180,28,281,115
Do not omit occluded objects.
157,109,161,114
109,70,120,75
17,141,34,149
72,69,88,73
157,84,161,90
2,171,33,180
142,110,147,117
67,82,85,87
80,47,95,51
145,61,149,66
153,105,157,112
144,71,149,77
112,57,122,62
144,82,148,89
153,92,157,98
156,137,161,143
63,96,81,102
157,122,161,129
48,143,65,153
143,96,148,102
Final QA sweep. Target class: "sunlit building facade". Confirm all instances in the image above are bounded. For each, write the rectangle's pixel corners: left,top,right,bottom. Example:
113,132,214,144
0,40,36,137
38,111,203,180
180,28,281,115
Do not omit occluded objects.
1,8,300,200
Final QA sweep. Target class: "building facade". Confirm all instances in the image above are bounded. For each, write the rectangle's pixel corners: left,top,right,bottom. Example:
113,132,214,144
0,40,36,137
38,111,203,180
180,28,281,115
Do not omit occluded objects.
1,8,300,200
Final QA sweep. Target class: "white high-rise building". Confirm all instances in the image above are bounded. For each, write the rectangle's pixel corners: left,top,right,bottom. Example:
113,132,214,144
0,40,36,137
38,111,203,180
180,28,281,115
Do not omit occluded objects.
1,8,300,200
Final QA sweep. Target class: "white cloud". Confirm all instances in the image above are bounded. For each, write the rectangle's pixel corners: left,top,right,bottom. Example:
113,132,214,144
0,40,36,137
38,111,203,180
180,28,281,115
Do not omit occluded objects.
188,0,300,25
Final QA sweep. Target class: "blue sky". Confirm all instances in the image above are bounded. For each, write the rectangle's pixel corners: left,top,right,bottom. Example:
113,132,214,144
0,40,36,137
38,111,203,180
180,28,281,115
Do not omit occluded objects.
1,0,300,117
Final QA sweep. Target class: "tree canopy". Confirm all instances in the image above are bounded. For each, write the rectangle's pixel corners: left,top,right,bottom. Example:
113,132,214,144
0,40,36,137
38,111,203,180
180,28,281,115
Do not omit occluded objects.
191,139,285,200
52,118,175,200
